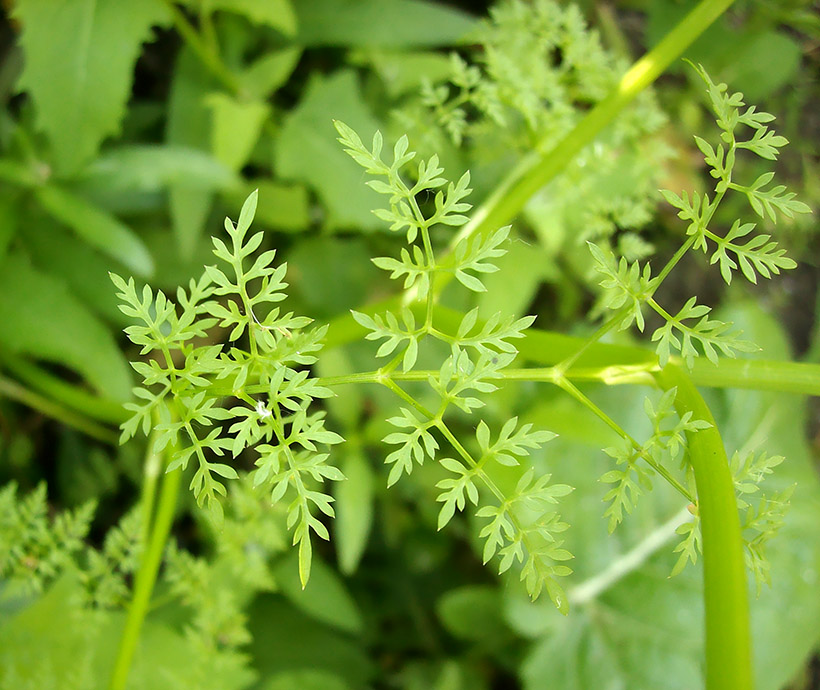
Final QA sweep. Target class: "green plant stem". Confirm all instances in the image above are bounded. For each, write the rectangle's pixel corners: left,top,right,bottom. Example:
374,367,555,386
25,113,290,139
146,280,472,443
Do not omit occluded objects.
316,355,820,396
553,312,624,374
139,437,163,546
569,504,691,605
656,365,751,690
0,375,118,444
380,377,432,420
216,347,820,399
198,3,219,54
434,418,507,506
109,457,182,690
689,357,820,395
441,0,736,279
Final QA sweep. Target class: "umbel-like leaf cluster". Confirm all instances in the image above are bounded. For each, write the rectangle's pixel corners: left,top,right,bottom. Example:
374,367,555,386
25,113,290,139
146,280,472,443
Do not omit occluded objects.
336,120,574,610
589,65,809,369
113,138,573,604
584,65,800,584
110,63,799,606
112,191,343,586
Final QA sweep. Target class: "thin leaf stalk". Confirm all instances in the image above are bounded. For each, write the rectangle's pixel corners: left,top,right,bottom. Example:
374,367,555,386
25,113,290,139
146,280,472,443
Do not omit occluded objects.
377,378,549,592
206,350,820,399
555,376,695,503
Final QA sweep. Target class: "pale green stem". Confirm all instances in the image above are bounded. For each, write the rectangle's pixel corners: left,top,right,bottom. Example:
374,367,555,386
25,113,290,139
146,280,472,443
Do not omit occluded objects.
109,457,181,690
689,358,820,396
216,348,820,399
569,505,691,605
139,437,163,546
380,377,433,420
656,365,751,690
553,313,624,374
434,418,508,506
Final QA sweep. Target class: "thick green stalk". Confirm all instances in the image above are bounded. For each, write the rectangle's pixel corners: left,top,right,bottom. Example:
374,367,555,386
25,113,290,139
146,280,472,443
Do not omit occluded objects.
688,358,820,396
656,365,751,690
326,302,820,396
446,0,736,258
109,458,181,690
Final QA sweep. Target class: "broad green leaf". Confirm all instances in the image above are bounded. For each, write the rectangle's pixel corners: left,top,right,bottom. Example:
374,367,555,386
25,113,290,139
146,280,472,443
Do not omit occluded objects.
436,585,508,642
718,31,801,102
477,239,558,318
240,47,302,99
0,574,109,690
648,3,800,99
0,193,19,261
275,70,384,232
75,145,236,195
206,93,270,172
56,436,117,505
262,671,350,690
207,0,296,35
357,49,454,97
294,0,476,47
0,252,131,400
334,450,374,575
289,237,377,316
14,0,170,174
273,552,364,635
168,184,210,263
23,218,125,326
34,184,153,277
314,346,366,430
505,398,702,689
713,301,820,689
166,46,218,258
0,573,254,690
224,180,310,232
248,596,374,686
510,303,820,690
519,558,703,690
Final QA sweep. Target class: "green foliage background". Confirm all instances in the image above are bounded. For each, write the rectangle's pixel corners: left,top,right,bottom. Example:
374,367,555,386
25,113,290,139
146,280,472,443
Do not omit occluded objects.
0,0,818,688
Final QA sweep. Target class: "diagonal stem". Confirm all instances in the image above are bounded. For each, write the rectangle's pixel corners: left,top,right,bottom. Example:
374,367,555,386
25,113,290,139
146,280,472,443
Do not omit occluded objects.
432,0,737,298
556,376,695,503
